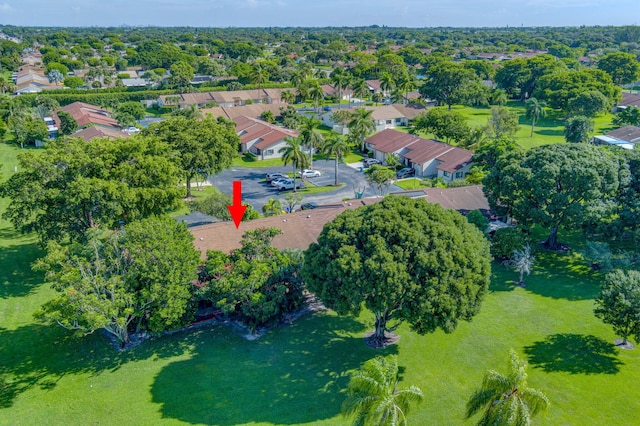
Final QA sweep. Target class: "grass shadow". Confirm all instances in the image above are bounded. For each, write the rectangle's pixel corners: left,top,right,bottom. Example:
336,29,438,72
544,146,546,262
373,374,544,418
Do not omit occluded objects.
536,129,565,137
0,322,195,408
524,333,623,375
152,313,393,425
0,241,44,299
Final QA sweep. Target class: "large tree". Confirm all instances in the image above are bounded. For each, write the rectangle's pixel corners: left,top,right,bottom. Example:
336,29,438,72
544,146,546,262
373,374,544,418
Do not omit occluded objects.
594,269,640,347
144,116,239,197
483,143,620,249
0,137,183,243
34,216,200,347
419,61,477,109
484,106,519,139
466,349,550,426
411,107,470,145
597,52,640,85
567,90,610,118
298,115,323,169
302,196,491,346
57,110,78,135
342,355,423,426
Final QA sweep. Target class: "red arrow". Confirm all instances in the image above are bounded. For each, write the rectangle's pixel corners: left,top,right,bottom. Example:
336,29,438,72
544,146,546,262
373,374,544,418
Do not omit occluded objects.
227,180,247,229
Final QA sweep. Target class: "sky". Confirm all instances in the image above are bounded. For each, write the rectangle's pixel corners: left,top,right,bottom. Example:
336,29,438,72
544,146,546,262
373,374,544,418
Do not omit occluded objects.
1,0,639,28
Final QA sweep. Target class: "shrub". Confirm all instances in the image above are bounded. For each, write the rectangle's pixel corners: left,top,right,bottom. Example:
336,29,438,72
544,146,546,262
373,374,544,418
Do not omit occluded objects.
466,210,489,233
490,226,527,260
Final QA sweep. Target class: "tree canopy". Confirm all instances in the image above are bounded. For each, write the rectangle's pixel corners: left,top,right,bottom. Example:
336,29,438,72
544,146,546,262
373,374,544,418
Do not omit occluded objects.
34,216,200,347
595,269,640,346
302,196,491,346
483,143,621,249
143,116,239,197
0,137,183,243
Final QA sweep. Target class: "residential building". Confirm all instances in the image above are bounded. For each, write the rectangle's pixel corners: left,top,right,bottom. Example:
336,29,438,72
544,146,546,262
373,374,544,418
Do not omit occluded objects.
366,128,473,181
593,125,640,150
320,104,426,133
233,115,299,160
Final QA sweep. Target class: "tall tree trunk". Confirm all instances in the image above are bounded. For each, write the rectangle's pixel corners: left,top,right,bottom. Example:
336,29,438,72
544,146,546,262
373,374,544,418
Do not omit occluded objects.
368,311,389,347
334,158,339,186
530,118,536,137
292,164,297,193
186,174,192,198
544,226,559,249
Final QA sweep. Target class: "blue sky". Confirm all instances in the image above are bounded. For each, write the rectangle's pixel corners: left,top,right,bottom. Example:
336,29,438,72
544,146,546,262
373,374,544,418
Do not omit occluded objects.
1,0,639,27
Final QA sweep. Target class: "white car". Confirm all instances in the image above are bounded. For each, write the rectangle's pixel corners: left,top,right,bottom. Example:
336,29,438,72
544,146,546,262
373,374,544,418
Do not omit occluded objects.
298,169,321,178
277,179,305,191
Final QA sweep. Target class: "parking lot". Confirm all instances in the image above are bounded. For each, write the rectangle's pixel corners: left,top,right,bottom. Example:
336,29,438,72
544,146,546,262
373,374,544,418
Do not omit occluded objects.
209,161,377,211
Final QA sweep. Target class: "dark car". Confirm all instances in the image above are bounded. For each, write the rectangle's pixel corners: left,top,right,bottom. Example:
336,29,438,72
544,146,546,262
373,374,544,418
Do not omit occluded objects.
266,172,288,183
396,167,416,178
301,201,318,210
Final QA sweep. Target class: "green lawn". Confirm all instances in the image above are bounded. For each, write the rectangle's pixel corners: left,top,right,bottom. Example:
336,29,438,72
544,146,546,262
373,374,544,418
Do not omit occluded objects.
415,103,617,151
2,143,640,424
394,178,430,190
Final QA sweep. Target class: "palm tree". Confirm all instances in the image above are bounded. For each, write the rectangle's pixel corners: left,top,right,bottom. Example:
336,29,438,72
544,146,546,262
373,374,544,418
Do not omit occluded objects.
372,92,384,106
322,134,351,186
348,107,376,153
525,97,547,137
309,83,325,113
504,244,535,286
351,78,369,103
380,72,395,97
397,74,417,105
281,90,296,104
299,115,324,169
47,70,64,86
466,349,550,426
183,104,203,120
342,355,423,426
261,198,283,216
0,76,16,95
279,136,310,193
251,62,269,103
331,68,349,109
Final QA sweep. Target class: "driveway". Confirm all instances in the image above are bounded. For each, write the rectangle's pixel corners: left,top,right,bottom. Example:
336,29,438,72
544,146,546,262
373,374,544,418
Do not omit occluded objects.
209,160,375,211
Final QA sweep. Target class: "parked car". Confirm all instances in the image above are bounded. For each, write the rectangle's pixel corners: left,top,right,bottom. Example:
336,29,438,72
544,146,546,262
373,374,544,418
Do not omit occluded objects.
270,177,290,187
363,158,381,167
298,169,321,178
396,167,416,178
301,201,318,210
266,172,288,183
277,179,305,191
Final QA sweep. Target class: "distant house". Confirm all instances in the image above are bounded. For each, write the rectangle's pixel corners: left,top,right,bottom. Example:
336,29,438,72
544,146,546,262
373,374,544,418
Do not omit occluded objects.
233,115,299,160
69,126,130,142
55,102,119,129
593,126,640,150
365,129,473,181
614,92,640,112
13,65,58,94
157,88,293,109
320,104,426,133
201,103,288,120
120,78,150,88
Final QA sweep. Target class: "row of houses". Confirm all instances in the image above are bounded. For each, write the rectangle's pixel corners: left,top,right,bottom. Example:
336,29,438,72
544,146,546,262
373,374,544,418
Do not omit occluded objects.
157,88,292,109
366,129,474,182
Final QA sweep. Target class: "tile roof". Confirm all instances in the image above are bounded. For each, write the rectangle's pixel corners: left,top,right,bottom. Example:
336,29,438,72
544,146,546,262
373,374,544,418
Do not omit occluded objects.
189,186,489,257
57,102,119,129
365,128,420,153
201,103,288,120
69,126,130,141
434,147,474,173
234,115,298,149
605,125,640,142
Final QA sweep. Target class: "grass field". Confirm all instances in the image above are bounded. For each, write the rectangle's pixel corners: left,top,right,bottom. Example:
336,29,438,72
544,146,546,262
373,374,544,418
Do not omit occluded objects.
2,137,640,425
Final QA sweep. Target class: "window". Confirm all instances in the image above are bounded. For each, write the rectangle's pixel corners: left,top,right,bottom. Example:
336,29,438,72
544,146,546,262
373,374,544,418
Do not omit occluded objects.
443,171,450,177
265,149,274,155
386,120,392,125
455,171,464,179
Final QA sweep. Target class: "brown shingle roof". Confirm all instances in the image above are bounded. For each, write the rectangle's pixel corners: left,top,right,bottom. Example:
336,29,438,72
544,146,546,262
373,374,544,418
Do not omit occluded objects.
402,140,454,165
234,115,298,148
606,125,640,142
434,147,474,173
189,187,489,257
620,92,640,108
201,103,288,120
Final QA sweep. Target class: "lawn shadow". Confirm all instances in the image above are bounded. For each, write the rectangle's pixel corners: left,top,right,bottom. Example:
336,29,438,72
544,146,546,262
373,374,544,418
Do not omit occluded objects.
0,322,194,408
524,333,623,375
152,313,392,425
0,241,45,299
523,249,600,301
536,129,564,137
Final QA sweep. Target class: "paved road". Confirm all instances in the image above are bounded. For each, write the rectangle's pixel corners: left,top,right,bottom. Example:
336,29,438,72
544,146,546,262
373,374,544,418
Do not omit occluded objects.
209,161,377,211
